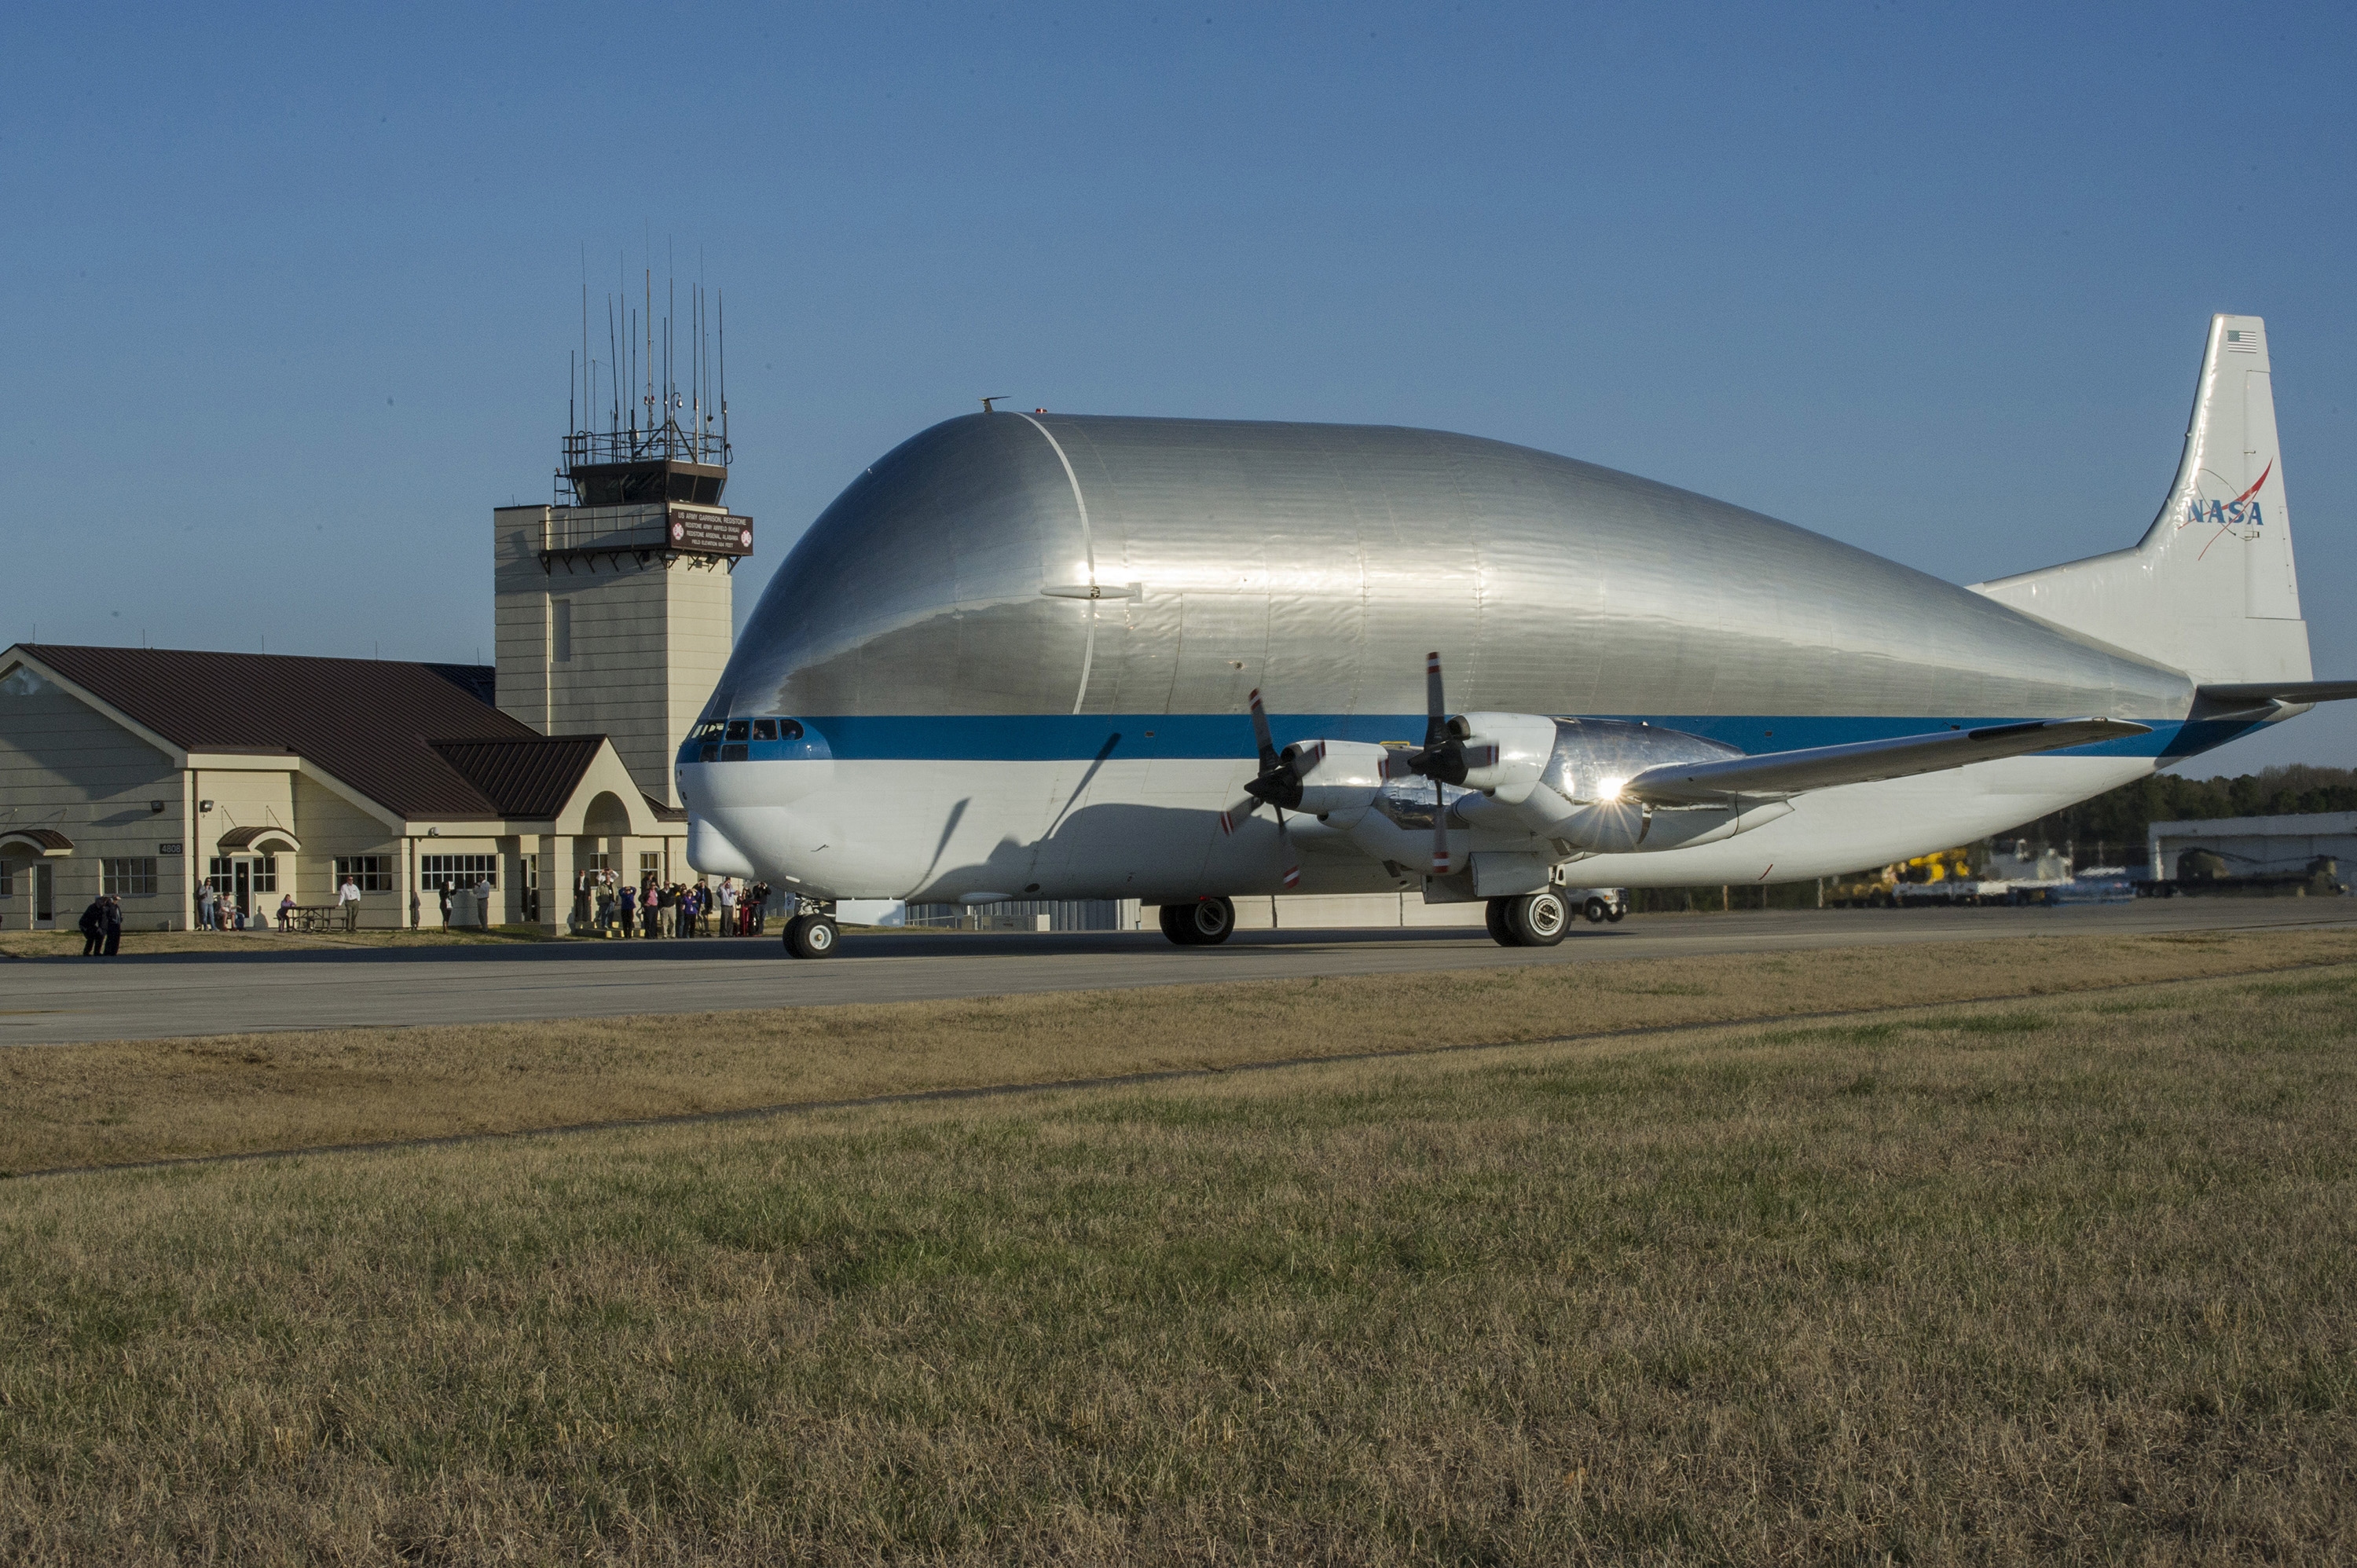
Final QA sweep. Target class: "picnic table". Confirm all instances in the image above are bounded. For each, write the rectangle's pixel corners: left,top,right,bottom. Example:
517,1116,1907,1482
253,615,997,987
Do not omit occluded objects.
282,904,350,934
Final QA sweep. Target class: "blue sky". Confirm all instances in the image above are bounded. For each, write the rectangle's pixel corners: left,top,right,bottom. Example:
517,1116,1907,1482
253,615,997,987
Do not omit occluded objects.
6,2,2353,771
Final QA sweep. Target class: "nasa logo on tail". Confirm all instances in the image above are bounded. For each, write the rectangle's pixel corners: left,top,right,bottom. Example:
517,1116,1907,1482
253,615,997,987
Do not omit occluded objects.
2183,460,2271,551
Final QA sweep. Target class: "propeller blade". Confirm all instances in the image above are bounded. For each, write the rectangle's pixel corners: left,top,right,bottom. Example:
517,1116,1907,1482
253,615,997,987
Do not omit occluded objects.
1219,797,1262,836
1430,775,1452,874
1276,808,1301,889
1248,688,1280,773
1423,651,1449,751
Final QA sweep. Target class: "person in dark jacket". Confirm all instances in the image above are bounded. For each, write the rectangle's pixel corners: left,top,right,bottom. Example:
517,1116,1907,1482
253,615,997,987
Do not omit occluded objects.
79,897,107,956
101,895,123,956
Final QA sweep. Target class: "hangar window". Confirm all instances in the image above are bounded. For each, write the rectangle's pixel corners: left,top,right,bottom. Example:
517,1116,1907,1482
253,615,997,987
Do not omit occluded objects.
333,856,394,893
103,858,158,897
420,853,498,890
0,865,10,896
640,852,662,876
552,599,574,663
725,720,750,742
251,855,277,894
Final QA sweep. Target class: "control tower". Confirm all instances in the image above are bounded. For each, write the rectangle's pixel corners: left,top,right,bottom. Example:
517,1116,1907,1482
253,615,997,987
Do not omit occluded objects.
493,279,752,808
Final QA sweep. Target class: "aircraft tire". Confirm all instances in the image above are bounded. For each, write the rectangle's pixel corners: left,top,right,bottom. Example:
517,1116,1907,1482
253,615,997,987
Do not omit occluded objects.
1484,899,1523,946
1186,896,1236,946
1582,896,1609,923
1157,904,1197,946
783,914,840,959
1509,890,1569,947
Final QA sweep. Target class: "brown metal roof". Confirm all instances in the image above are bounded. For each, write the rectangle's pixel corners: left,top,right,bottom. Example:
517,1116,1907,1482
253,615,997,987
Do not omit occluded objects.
430,737,607,819
0,827,75,853
216,825,301,851
20,646,588,822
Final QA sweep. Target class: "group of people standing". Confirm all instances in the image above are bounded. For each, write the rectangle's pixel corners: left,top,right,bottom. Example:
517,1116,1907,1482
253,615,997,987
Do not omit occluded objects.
76,895,123,955
575,870,773,940
192,881,246,932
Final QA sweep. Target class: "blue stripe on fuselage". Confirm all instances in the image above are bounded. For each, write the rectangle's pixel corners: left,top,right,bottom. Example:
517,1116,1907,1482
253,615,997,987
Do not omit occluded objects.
697,713,2255,764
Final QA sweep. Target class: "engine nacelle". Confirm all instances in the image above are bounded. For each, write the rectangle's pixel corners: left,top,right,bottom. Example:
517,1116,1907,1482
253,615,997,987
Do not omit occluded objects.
1287,738,1390,820
1449,719,1787,855
1450,713,1560,800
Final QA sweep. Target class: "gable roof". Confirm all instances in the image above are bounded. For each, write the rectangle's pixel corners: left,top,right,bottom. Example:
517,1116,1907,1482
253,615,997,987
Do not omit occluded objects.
429,737,606,819
16,645,618,822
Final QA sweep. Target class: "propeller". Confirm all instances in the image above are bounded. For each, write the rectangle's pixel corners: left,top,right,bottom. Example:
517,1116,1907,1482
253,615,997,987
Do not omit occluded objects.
1382,651,1488,874
1218,688,1304,888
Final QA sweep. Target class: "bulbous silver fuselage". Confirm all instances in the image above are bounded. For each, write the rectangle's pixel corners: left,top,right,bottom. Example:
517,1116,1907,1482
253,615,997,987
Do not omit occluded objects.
713,411,2186,724
680,412,2193,901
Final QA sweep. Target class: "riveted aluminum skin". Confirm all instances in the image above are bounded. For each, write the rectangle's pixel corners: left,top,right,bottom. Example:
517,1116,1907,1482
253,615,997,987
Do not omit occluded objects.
712,413,2193,726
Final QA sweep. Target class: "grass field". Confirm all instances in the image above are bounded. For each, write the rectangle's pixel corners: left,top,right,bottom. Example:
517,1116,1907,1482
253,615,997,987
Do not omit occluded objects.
2,939,2353,1562
6,927,2356,1175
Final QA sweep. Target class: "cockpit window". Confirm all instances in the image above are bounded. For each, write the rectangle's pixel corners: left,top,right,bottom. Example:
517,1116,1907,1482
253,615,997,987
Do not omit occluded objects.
752,719,778,741
725,720,750,742
780,719,805,740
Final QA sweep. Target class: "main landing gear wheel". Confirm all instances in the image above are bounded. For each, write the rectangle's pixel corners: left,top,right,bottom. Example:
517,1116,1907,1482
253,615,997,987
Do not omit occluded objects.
1485,898,1523,947
1159,896,1237,947
1508,889,1570,947
783,914,840,959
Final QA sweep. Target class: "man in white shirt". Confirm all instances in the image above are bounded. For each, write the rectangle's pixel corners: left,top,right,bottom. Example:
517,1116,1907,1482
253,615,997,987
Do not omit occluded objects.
718,878,738,936
475,874,495,929
338,874,362,932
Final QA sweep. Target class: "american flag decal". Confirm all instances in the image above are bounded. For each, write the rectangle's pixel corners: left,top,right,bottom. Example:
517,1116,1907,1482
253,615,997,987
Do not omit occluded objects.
2226,328,2259,353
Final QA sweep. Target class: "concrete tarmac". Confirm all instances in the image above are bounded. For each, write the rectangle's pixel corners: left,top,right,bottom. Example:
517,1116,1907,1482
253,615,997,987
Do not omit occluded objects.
3,901,2351,1046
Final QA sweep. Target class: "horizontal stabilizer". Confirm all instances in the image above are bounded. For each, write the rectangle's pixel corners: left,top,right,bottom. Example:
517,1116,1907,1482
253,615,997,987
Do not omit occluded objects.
1623,719,2151,805
2190,679,2357,720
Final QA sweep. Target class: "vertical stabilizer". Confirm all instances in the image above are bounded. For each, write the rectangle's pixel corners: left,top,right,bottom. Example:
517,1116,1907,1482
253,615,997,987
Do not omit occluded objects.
1970,315,2310,686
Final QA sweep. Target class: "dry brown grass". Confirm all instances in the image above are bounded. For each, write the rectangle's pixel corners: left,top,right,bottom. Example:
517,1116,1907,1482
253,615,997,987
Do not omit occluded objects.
0,964,2351,1563
0,929,2338,1174
4,927,2355,1175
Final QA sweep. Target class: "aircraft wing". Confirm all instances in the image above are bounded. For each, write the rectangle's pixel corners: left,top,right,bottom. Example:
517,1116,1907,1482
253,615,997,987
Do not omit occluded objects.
1622,718,2152,805
2191,680,2357,720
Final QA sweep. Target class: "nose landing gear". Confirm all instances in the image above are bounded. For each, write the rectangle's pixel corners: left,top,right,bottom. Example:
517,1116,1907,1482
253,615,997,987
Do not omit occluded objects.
1158,896,1237,947
781,898,841,959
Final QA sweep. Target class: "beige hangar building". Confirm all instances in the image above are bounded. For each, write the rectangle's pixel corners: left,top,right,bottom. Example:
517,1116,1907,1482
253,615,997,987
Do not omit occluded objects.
0,438,753,933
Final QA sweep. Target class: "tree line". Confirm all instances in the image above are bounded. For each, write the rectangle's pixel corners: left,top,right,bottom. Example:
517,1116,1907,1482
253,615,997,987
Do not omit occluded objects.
1993,764,2357,867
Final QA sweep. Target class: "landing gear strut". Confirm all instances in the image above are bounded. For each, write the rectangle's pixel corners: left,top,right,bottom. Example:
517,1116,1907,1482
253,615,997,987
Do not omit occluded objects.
1159,896,1237,947
1485,890,1568,947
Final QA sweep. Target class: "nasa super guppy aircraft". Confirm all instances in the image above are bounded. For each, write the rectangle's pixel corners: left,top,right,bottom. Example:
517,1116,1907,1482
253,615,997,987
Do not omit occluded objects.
680,315,2354,957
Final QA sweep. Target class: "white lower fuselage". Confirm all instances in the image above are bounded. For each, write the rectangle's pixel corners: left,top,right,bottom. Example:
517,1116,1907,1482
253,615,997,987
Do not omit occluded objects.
680,750,2161,904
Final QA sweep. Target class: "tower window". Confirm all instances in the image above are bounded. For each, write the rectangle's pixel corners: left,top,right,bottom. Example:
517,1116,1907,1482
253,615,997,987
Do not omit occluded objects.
552,599,573,662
